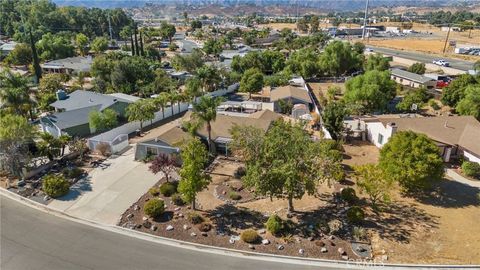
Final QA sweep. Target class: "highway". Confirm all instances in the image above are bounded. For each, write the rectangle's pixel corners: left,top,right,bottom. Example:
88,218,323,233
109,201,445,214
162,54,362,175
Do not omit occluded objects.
368,46,475,71
0,196,342,270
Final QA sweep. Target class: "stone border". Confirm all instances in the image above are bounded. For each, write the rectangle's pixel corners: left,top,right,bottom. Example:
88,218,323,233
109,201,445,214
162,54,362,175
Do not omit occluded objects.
1,187,478,270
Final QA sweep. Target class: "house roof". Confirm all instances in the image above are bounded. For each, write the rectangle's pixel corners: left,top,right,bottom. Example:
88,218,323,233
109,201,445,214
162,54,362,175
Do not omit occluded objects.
108,93,141,103
50,90,135,111
137,121,191,147
44,105,100,130
376,115,480,156
391,68,435,84
41,56,93,72
184,109,281,141
270,85,312,104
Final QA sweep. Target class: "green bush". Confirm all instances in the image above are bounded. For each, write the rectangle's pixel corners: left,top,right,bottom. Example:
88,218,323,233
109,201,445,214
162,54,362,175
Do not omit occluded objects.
228,191,242,200
171,193,185,206
42,174,70,198
240,229,260,243
160,182,177,197
265,214,283,235
428,99,440,110
234,166,246,179
462,161,480,179
62,167,83,179
197,222,212,232
340,187,358,204
144,199,165,218
187,212,204,224
346,206,365,224
149,187,160,196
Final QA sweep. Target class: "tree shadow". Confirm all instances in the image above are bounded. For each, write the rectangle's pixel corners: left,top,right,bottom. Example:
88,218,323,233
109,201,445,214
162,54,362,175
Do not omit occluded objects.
205,204,267,236
56,175,93,201
410,178,480,208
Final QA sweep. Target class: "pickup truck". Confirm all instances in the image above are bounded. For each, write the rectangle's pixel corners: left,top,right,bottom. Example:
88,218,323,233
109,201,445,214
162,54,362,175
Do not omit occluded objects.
432,59,450,67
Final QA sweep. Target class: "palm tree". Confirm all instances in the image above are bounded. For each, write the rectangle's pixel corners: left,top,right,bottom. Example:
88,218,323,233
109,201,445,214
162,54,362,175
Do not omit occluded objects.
126,99,156,133
154,92,169,119
0,70,34,119
169,90,181,116
192,95,225,153
58,134,72,156
185,77,202,104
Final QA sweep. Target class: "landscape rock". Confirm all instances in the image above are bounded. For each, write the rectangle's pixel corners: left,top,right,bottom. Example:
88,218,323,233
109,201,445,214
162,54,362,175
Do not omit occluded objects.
142,216,148,221
166,225,174,231
277,245,285,250
174,207,181,211
315,240,325,247
201,232,208,237
342,255,349,260
381,255,388,261
258,229,266,234
190,232,197,237
229,239,235,244
248,244,255,250
308,237,314,241
178,213,183,218
127,213,134,219
338,248,346,255
43,195,50,201
150,225,157,231
328,235,335,240
230,235,240,241
143,220,152,228
133,205,140,211
298,249,305,255
261,239,270,245
183,224,190,230
321,247,328,253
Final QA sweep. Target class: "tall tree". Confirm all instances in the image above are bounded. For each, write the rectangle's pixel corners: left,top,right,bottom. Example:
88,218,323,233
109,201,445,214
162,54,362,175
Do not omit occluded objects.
0,70,34,118
407,62,426,75
88,109,118,133
354,164,393,209
365,54,390,71
456,85,480,119
91,36,109,54
133,22,139,56
178,137,211,210
239,68,264,100
75,33,89,56
191,96,225,153
125,99,156,133
154,92,170,119
322,102,347,141
319,41,363,77
29,28,42,81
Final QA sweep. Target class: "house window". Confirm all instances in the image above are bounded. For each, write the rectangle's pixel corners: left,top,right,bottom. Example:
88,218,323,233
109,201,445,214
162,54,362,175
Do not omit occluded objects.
378,134,384,145
146,146,158,156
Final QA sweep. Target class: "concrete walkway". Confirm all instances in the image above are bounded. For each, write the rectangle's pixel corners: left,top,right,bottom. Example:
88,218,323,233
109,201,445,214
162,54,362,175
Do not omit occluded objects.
49,147,159,224
446,169,480,188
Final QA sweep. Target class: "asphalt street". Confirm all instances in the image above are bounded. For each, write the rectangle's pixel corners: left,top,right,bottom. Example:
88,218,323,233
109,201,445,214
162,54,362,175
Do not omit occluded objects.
367,46,475,71
0,196,345,270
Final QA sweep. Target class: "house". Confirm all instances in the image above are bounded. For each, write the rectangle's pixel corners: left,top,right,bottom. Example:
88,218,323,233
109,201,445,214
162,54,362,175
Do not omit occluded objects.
134,109,281,160
0,41,17,57
391,69,437,89
40,90,138,137
357,115,480,164
269,85,314,112
41,56,93,75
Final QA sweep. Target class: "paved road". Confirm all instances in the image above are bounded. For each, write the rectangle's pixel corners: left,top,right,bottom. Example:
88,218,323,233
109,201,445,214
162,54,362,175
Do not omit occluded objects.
0,196,345,270
180,39,199,53
368,46,475,71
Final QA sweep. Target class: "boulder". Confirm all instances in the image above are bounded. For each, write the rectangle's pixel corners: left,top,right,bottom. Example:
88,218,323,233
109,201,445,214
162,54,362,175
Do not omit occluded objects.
133,205,140,211
127,213,134,219
229,239,235,244
142,216,148,221
248,244,255,250
201,232,208,237
166,225,174,231
342,255,349,260
190,232,197,237
321,247,328,253
183,224,190,230
277,245,285,250
298,249,305,255
337,248,346,255
261,239,270,245
258,229,266,235
143,220,152,228
150,225,157,231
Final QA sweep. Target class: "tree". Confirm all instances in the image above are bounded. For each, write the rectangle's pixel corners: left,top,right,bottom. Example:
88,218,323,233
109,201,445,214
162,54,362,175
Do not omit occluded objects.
202,38,223,58
178,137,211,210
171,49,204,74
0,70,34,118
407,62,426,75
310,15,320,33
125,99,156,133
353,42,366,54
184,77,202,103
319,41,363,76
37,132,61,161
91,36,109,54
322,102,347,141
396,87,429,112
241,119,343,212
365,54,390,71
36,33,75,61
354,164,393,209
3,43,32,66
239,68,264,99
88,108,118,133
441,74,478,107
456,85,480,119
0,115,35,177
110,56,154,94
196,65,221,92
192,96,225,153
39,73,68,93
154,92,170,119
344,70,396,113
160,22,176,43
149,153,177,183
29,28,42,81
379,131,444,192
75,33,89,56
229,125,266,162
297,18,309,33
190,20,202,30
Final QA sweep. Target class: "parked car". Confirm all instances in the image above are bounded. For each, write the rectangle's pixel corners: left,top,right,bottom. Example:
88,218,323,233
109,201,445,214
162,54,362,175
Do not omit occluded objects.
365,48,373,52
433,59,450,67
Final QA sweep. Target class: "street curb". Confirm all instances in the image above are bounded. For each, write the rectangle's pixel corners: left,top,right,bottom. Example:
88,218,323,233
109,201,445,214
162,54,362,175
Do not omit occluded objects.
1,187,478,269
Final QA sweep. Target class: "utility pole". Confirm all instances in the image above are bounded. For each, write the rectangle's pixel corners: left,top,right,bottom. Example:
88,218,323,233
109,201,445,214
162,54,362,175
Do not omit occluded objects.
362,0,370,40
443,24,451,54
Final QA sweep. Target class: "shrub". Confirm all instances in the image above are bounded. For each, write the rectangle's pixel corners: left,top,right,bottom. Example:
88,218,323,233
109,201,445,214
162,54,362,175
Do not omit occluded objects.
265,214,283,235
316,220,330,234
171,193,185,206
347,206,365,224
352,226,367,241
228,191,242,201
340,187,358,204
240,229,260,243
62,167,83,179
428,99,440,110
144,198,165,218
160,182,177,197
197,222,212,232
462,161,480,179
42,174,70,198
187,212,204,224
95,142,111,157
328,219,343,234
149,187,160,196
234,166,246,179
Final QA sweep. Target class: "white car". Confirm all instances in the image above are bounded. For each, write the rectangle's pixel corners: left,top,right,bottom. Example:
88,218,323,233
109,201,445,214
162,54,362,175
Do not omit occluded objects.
433,59,450,67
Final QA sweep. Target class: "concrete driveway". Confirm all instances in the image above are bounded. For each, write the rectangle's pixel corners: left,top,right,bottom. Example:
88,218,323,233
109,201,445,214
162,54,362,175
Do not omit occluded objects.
49,147,159,224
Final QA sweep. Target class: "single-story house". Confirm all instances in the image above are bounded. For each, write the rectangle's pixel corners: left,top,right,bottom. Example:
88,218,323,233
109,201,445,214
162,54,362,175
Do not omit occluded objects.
134,109,281,160
391,69,437,89
269,85,314,112
358,115,480,163
41,56,93,75
40,90,138,137
0,41,17,57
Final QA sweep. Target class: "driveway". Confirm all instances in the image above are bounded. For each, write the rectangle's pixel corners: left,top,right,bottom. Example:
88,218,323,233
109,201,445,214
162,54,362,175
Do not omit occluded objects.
49,147,159,224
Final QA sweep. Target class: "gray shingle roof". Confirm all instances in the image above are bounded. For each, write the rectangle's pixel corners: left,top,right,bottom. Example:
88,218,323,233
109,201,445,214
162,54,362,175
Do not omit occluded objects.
44,105,100,130
50,90,134,111
391,69,435,84
41,56,93,72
